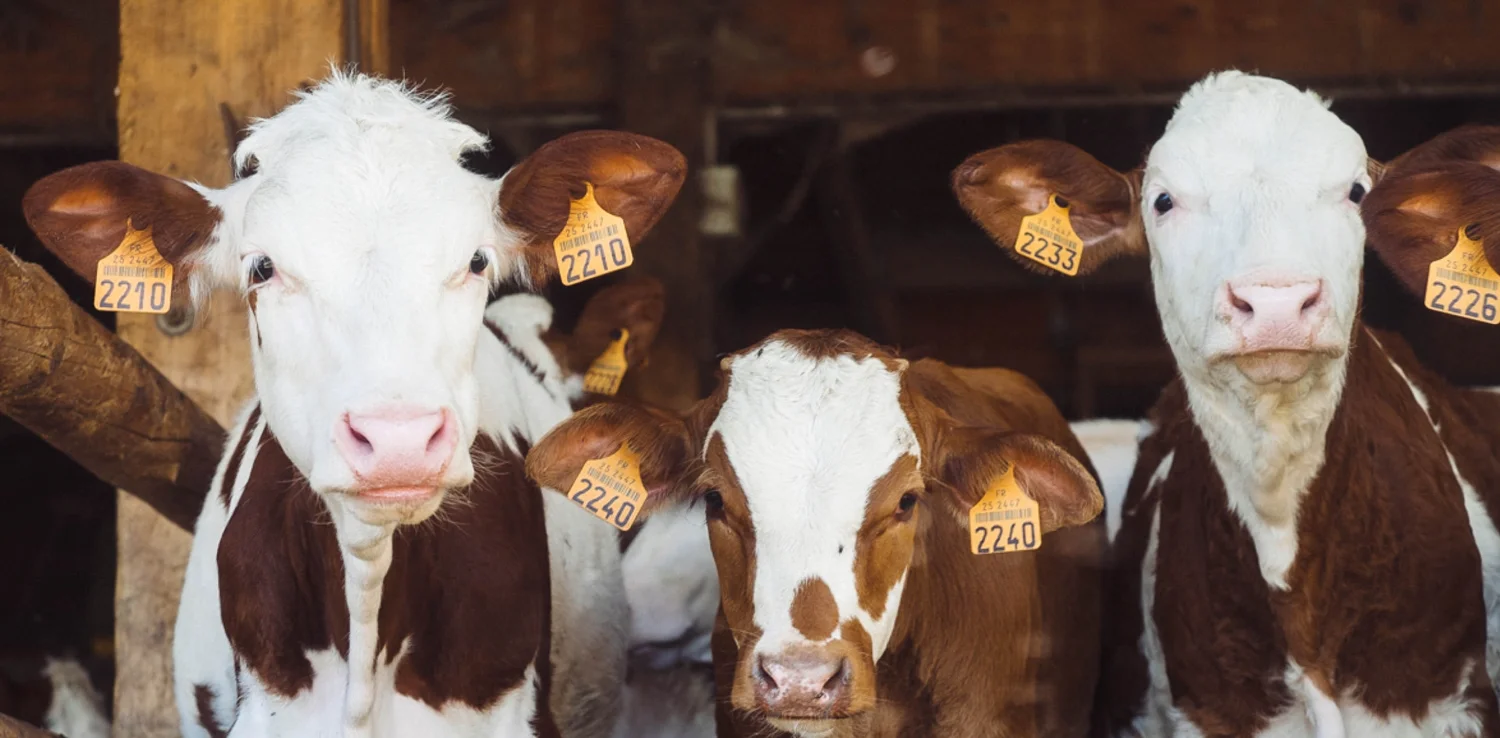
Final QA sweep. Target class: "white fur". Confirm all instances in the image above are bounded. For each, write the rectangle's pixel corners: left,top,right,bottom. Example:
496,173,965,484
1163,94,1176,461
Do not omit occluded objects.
41,658,110,738
174,75,627,738
1070,418,1148,541
709,341,919,663
1132,454,1179,738
622,500,717,668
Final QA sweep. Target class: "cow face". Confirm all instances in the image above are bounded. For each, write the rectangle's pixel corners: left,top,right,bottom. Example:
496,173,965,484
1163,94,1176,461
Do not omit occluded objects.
24,73,684,527
955,72,1371,391
527,329,1100,735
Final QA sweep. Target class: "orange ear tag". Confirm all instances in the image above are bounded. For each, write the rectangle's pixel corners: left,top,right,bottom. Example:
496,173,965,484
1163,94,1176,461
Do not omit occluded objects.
583,329,630,395
969,463,1042,555
94,219,173,314
1424,226,1499,324
554,182,633,286
566,443,648,531
1014,194,1083,276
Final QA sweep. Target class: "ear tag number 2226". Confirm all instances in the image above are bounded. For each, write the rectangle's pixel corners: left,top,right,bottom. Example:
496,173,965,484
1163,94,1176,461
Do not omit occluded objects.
554,182,633,286
1014,195,1082,276
1425,226,1499,324
567,444,648,531
94,219,173,314
969,463,1041,555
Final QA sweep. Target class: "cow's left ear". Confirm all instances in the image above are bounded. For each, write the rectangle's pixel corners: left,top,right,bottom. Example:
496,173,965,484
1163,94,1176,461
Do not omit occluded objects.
1363,161,1500,298
928,428,1102,535
526,399,694,517
498,131,687,284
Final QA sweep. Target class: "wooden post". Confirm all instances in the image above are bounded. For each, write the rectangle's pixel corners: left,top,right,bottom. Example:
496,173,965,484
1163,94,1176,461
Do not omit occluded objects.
112,0,383,731
616,0,712,412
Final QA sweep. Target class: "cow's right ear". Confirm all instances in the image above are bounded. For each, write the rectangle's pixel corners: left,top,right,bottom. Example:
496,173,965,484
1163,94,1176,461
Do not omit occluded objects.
526,400,694,516
23,161,222,294
952,140,1146,276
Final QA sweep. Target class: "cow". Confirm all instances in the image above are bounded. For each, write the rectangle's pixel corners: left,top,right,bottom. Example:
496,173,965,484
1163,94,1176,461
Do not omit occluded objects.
526,328,1107,737
953,70,1500,736
22,72,685,738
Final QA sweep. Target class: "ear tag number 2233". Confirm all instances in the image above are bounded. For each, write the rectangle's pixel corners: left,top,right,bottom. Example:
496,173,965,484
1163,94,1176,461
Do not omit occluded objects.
554,182,633,286
567,444,648,531
1425,226,1499,324
1014,195,1083,276
94,219,173,314
969,463,1041,555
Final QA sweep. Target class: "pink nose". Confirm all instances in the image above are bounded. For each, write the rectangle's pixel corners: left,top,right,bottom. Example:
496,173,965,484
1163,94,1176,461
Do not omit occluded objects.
334,407,457,489
1222,279,1328,352
753,649,850,716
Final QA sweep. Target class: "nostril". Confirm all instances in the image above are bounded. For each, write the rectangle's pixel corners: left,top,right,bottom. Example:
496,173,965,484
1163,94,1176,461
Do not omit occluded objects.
1229,291,1254,316
821,659,849,696
343,418,374,455
755,656,778,691
425,411,454,455
1300,285,1324,314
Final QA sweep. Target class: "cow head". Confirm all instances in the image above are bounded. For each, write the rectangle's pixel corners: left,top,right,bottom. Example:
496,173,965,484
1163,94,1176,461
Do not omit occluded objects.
955,71,1371,393
24,73,685,527
527,329,1099,735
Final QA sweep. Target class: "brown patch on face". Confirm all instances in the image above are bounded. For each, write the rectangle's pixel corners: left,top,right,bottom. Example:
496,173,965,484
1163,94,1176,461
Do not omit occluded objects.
702,434,758,640
217,405,260,507
854,454,920,621
789,578,838,641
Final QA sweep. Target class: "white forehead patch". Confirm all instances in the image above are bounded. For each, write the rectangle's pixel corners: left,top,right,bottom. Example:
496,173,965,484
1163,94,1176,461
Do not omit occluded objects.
709,339,919,655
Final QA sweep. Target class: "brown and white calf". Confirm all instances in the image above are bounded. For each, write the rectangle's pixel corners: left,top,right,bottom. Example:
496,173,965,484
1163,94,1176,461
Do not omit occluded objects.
955,71,1500,736
528,328,1107,737
23,74,684,737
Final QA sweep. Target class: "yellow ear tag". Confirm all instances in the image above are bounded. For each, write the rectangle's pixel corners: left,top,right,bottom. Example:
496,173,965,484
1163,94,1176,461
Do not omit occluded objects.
583,328,630,395
969,463,1042,555
1424,226,1499,324
554,182,633,286
566,443,648,531
1014,194,1083,276
94,219,173,314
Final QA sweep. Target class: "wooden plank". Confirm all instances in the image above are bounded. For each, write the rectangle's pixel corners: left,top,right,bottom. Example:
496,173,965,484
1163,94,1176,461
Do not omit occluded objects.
113,0,363,732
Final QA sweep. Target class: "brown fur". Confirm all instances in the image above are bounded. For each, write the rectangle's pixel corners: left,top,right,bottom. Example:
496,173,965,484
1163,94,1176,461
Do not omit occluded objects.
217,406,259,507
1363,161,1500,298
789,579,839,641
215,418,558,730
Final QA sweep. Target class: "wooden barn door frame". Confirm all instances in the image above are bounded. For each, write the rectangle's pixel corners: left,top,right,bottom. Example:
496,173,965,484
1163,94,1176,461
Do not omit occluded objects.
112,1,386,732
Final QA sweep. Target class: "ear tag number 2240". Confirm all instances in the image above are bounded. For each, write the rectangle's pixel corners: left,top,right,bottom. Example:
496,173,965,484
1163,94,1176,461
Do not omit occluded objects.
969,463,1041,555
566,444,648,531
554,182,633,286
94,219,173,314
1014,194,1083,277
1424,226,1499,324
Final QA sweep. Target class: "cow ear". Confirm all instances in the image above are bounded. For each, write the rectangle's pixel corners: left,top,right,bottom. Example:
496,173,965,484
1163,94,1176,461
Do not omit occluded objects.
1362,161,1500,299
498,131,687,285
570,276,667,371
1385,125,1500,173
526,400,694,517
952,140,1145,276
23,161,223,294
929,427,1102,536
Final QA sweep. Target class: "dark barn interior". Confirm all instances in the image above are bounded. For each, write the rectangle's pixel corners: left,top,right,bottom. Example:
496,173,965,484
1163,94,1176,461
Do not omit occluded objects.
3,0,1500,733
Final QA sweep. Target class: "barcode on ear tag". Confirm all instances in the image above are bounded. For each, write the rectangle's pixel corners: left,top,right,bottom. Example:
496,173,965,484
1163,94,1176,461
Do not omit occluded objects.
968,463,1042,555
1014,195,1082,276
566,443,648,531
94,219,173,314
583,329,630,395
1424,226,1499,324
554,182,632,286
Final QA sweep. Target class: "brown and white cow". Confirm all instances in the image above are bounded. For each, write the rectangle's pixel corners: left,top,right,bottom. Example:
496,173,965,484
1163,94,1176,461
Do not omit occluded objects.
23,73,684,737
954,71,1500,736
527,328,1107,737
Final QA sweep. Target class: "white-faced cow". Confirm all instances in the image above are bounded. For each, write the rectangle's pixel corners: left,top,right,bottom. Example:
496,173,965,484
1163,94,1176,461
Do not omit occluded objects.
954,71,1500,736
23,73,684,738
527,328,1107,737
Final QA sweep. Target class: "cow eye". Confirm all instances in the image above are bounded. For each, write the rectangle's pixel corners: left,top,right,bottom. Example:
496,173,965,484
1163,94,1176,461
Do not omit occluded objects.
1349,182,1367,204
469,250,489,275
897,492,919,513
1153,192,1174,215
247,255,275,286
703,490,724,515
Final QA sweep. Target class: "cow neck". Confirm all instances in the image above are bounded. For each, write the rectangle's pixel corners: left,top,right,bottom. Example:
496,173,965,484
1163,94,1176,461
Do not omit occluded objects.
1174,330,1353,588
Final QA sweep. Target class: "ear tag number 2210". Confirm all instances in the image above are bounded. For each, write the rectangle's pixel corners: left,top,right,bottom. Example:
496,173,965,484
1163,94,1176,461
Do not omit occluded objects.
566,444,648,531
1424,226,1499,324
969,463,1041,555
1014,195,1083,277
554,182,633,286
94,219,173,314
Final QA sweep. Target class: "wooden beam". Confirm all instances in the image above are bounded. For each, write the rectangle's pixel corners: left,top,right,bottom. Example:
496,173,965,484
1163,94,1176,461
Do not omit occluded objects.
113,0,380,732
0,250,225,531
0,713,57,738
